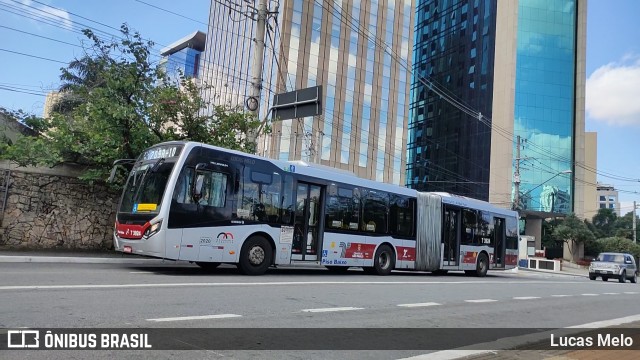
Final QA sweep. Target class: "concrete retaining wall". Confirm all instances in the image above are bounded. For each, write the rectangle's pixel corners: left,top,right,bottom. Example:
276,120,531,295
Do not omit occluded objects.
0,169,118,250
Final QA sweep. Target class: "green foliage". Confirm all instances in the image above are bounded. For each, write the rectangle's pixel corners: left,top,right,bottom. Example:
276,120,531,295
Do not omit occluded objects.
595,237,640,259
591,208,618,238
552,213,595,257
2,25,267,183
612,211,640,240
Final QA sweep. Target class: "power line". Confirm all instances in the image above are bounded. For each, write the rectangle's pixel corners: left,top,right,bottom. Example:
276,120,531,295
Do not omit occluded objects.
0,48,68,64
133,0,208,27
0,25,83,48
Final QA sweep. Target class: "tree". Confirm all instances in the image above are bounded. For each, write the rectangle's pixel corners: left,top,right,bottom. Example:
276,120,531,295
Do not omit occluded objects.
591,208,618,238
612,211,639,240
596,237,640,260
552,213,595,260
2,25,267,183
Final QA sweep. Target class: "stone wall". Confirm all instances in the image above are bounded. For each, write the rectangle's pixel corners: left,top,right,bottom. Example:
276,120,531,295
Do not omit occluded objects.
0,170,119,249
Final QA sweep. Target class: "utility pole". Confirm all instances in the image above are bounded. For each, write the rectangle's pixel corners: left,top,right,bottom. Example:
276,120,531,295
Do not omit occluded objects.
513,135,521,210
634,201,638,243
246,0,269,152
249,0,267,116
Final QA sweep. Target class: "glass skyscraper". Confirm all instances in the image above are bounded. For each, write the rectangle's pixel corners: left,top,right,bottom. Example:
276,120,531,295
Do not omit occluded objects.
407,0,498,200
201,0,415,185
407,0,587,216
514,0,577,213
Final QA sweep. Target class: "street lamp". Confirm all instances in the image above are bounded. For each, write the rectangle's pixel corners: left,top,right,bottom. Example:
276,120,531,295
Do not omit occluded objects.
514,170,572,211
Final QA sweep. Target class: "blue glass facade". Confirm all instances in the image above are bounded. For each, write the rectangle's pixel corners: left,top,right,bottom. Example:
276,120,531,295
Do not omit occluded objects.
162,48,202,84
407,0,498,200
514,0,576,214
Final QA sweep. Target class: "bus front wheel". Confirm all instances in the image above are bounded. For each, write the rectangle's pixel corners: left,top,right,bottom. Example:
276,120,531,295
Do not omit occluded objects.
238,236,272,276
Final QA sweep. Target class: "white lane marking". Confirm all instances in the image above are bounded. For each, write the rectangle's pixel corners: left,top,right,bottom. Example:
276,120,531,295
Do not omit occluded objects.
581,293,599,296
399,314,640,360
301,307,363,313
624,291,639,294
0,280,583,291
147,314,241,322
603,292,619,295
464,299,497,303
513,296,540,300
551,294,573,297
397,302,441,308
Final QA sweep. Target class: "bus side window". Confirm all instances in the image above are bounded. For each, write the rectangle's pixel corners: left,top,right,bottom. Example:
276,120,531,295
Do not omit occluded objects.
191,170,228,207
462,209,477,244
173,167,195,204
390,195,413,237
280,175,294,225
362,190,389,234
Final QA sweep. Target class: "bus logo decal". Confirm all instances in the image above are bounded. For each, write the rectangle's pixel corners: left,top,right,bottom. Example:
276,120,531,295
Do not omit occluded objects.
217,232,234,240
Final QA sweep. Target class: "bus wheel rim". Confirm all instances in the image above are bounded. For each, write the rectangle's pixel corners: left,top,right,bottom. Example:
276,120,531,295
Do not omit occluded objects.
379,252,389,269
249,246,265,265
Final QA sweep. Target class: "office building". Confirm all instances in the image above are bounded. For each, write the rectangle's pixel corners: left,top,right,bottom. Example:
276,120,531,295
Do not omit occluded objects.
597,184,620,216
201,0,415,184
406,0,587,218
159,31,206,84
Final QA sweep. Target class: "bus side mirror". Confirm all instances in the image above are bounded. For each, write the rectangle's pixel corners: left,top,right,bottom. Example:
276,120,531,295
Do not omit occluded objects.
192,173,205,202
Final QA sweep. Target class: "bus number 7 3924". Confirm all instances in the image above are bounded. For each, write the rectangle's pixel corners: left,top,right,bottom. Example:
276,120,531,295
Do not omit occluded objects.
111,141,519,276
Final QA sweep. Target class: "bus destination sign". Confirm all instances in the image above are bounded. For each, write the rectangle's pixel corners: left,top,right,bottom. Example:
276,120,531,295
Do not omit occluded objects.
141,145,183,161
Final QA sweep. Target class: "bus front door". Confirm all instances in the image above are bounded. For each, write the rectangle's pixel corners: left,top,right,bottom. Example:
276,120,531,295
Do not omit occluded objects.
291,182,323,261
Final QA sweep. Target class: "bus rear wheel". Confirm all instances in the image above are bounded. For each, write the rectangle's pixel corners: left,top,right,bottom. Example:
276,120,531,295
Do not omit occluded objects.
238,236,272,276
195,262,220,270
369,244,395,276
474,253,489,277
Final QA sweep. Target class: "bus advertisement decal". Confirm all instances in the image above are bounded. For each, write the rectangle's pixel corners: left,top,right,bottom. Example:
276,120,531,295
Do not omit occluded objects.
339,243,375,259
397,246,416,261
463,252,478,264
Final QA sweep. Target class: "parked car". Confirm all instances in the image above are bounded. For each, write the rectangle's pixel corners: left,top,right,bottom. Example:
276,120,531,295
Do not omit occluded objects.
588,252,637,283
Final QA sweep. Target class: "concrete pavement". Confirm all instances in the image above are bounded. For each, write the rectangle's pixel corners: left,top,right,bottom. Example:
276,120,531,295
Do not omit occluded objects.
1,261,639,360
0,249,590,277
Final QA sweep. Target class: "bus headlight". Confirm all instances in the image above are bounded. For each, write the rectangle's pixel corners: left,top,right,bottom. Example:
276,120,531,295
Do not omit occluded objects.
144,220,163,239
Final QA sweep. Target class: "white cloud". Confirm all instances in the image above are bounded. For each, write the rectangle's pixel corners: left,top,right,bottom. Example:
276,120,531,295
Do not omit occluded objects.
21,0,73,31
586,57,640,126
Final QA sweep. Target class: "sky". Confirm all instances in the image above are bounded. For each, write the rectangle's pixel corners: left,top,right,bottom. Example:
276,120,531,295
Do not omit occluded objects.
1,0,639,217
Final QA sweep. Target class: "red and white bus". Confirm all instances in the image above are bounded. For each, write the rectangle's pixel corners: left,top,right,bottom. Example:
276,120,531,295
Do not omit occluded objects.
112,141,518,276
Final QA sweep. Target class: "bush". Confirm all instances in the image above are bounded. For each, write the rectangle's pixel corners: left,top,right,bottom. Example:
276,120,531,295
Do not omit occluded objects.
576,258,592,266
596,237,640,259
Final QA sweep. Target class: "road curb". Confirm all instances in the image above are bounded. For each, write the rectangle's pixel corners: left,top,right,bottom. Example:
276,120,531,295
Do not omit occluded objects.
0,255,169,264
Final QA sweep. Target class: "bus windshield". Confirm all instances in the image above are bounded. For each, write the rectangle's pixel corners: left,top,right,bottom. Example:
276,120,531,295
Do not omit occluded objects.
118,160,175,214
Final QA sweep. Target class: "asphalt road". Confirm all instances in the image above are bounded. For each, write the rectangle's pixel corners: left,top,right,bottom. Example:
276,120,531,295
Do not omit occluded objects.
1,263,640,359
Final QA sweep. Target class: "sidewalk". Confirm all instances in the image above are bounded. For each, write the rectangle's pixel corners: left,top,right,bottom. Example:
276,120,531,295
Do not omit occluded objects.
518,266,588,277
0,248,171,264
458,320,640,360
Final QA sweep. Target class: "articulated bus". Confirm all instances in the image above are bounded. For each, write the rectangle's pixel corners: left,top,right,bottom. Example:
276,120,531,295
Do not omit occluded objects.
113,141,518,276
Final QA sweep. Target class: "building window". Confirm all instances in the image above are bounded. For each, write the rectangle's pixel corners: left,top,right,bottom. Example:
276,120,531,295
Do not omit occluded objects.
599,196,606,201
